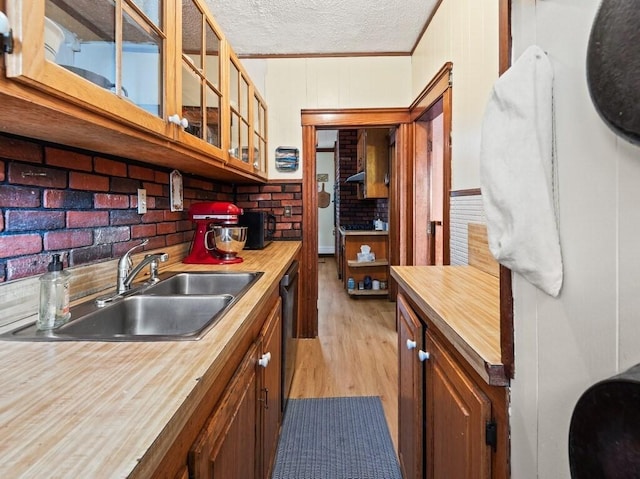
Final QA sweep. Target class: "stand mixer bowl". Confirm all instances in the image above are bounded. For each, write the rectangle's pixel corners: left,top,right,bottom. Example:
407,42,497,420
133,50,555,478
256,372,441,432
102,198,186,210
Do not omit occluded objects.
205,226,247,259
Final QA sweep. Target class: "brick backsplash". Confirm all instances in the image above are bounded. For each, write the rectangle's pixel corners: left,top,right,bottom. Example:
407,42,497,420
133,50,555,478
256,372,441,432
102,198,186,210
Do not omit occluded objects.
336,130,388,227
0,134,301,282
235,182,303,240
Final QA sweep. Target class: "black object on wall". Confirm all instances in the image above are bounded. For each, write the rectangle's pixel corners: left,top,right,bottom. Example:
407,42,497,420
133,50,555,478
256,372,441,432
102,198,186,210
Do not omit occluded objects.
587,0,640,144
569,362,640,478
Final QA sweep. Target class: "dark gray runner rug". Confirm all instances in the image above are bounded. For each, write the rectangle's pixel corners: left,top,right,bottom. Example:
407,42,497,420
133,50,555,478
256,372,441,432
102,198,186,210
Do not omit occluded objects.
271,396,401,479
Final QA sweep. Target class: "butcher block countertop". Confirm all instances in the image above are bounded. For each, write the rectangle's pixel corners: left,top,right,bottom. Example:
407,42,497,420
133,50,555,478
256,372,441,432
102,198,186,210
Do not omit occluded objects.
391,265,506,386
0,241,300,478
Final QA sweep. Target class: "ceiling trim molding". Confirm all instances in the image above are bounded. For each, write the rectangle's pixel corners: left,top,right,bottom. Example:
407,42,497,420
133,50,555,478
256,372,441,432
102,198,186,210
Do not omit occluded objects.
301,108,410,127
410,0,445,55
238,51,410,60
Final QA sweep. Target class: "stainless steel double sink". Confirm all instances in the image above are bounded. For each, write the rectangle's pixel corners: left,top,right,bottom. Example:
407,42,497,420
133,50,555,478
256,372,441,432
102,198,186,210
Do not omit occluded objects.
0,271,263,341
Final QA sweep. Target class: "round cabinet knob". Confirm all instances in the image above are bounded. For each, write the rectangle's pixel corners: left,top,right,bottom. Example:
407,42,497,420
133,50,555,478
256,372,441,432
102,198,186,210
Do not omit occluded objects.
258,352,271,368
418,350,430,362
168,114,189,129
406,339,417,350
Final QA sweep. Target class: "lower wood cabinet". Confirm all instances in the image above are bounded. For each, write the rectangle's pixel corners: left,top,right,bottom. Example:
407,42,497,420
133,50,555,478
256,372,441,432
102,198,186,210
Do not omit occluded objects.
397,292,508,479
173,465,189,479
189,342,259,478
426,332,492,479
188,297,283,479
397,293,425,479
259,299,283,479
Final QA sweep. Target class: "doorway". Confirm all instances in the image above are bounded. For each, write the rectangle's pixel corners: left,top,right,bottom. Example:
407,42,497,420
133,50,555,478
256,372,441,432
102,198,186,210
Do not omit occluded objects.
414,97,447,265
316,130,337,255
299,109,411,338
408,63,453,267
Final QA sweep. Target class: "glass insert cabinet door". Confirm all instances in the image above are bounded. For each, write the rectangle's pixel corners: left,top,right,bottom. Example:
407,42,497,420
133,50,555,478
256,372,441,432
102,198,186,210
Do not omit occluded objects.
253,93,267,172
181,0,222,148
43,0,165,118
229,56,250,164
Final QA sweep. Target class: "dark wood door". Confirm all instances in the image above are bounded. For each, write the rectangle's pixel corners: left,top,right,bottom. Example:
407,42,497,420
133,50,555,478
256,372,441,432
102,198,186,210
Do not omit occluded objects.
189,343,259,479
259,299,282,479
426,333,492,479
397,293,425,479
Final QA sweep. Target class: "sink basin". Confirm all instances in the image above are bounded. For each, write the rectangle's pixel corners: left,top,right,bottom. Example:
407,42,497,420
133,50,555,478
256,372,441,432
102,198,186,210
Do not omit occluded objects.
56,295,233,339
4,295,233,341
0,270,264,341
145,271,262,296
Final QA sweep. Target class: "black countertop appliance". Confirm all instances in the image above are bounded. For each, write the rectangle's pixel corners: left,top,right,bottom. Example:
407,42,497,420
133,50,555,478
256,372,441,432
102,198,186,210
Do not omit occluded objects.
240,211,276,250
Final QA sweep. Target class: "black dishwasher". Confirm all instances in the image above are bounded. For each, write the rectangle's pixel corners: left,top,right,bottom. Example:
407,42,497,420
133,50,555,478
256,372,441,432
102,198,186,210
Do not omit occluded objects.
280,260,298,413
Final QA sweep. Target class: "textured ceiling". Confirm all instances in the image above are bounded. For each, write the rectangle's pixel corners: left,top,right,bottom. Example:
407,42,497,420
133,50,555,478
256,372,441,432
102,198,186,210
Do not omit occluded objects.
202,0,439,56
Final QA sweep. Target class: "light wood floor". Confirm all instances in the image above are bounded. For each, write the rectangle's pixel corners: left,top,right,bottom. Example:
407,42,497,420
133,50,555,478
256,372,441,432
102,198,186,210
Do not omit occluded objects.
289,257,399,450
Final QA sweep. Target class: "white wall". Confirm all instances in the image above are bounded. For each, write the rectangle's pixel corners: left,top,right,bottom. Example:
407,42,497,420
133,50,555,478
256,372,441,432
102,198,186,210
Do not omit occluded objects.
411,0,499,190
316,151,335,254
508,1,640,477
412,0,640,476
242,56,412,179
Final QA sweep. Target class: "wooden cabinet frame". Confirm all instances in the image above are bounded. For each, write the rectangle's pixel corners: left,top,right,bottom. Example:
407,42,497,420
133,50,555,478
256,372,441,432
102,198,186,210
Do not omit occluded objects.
6,0,174,137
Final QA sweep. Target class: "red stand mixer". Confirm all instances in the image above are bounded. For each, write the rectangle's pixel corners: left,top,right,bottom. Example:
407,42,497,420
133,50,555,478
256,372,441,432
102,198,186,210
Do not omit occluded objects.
183,202,247,264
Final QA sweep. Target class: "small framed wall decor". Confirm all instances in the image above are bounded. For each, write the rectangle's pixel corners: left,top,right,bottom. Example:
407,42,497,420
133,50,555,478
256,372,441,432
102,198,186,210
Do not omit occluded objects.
170,170,183,212
275,146,299,172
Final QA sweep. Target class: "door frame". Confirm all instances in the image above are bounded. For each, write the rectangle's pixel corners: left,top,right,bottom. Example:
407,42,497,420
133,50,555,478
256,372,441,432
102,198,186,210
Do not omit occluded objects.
298,0,512,372
409,63,453,266
299,108,411,338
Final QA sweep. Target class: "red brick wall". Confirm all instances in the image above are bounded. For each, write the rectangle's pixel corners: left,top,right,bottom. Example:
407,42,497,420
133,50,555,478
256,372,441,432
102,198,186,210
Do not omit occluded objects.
0,134,301,282
235,182,303,240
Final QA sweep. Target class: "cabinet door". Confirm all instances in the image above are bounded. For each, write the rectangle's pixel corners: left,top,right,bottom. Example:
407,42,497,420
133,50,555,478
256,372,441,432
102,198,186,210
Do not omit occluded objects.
175,0,226,160
227,47,267,177
356,130,365,172
397,293,425,479
7,0,172,137
189,343,259,479
173,465,189,479
363,128,389,199
426,333,492,479
252,91,268,176
258,298,282,479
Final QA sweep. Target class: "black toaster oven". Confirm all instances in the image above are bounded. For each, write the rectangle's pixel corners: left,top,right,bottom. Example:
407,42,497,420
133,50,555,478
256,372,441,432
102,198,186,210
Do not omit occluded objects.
240,211,276,249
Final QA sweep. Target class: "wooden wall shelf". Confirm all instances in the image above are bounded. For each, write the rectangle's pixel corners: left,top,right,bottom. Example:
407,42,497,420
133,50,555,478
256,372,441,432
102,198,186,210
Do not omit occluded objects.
347,289,389,297
347,259,389,268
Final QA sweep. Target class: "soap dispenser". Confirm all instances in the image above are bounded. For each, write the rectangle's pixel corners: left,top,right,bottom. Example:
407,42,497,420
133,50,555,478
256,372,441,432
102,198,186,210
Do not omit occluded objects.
37,254,71,330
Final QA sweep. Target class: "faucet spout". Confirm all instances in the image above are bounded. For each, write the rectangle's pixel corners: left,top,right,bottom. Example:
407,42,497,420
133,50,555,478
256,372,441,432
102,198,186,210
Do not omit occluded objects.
117,239,149,294
122,252,169,291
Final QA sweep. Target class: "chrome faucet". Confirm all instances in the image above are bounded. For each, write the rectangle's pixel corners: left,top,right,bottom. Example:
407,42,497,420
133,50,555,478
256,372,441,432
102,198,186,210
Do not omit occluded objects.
117,239,169,294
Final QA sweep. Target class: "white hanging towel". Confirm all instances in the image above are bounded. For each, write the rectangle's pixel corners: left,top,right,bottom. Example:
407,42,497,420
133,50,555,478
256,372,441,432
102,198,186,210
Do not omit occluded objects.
479,45,563,297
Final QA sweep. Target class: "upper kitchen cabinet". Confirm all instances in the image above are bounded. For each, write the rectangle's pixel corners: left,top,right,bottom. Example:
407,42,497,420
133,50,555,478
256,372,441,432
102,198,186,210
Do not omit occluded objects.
2,0,267,182
6,0,174,138
174,0,225,159
356,128,389,199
